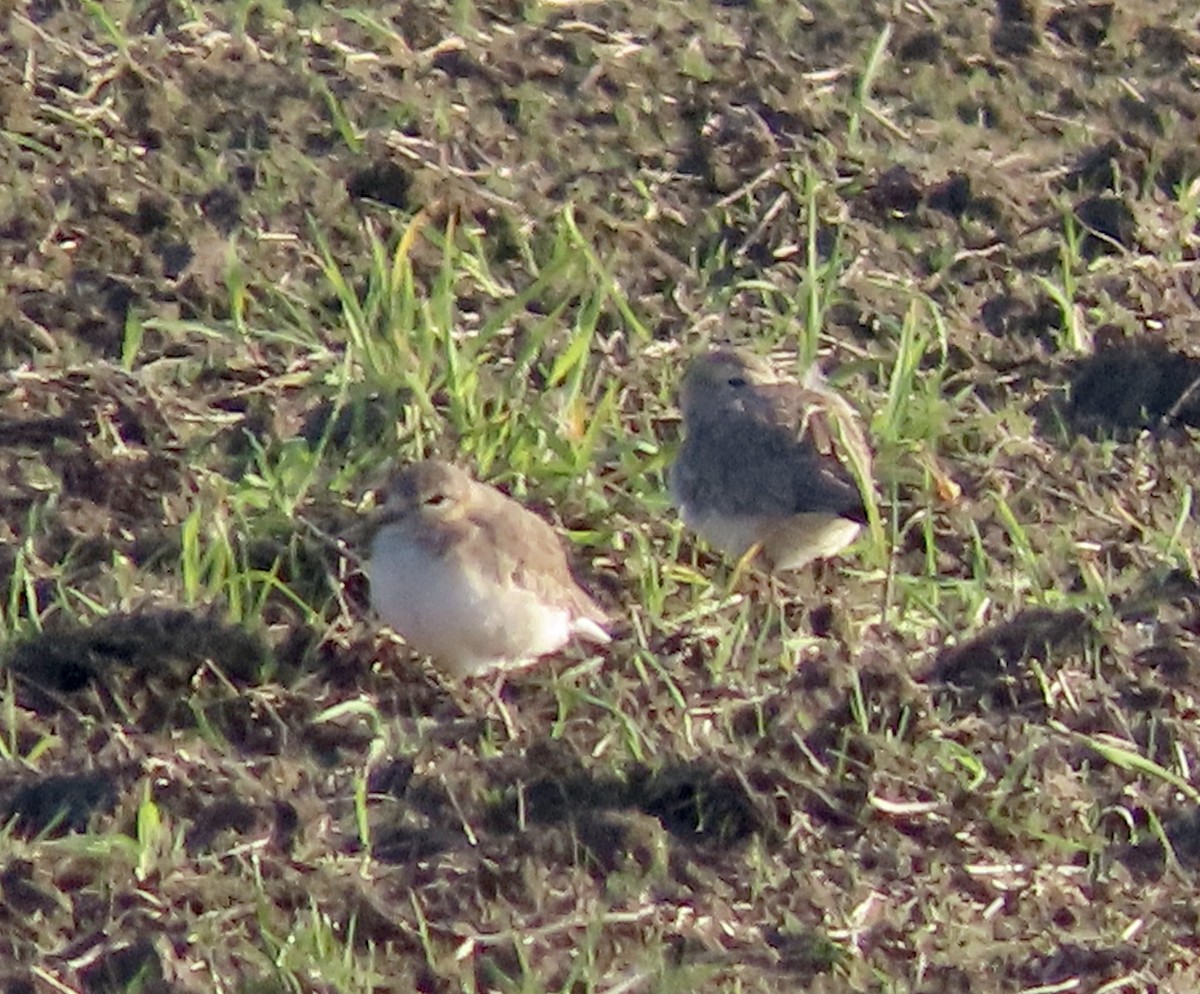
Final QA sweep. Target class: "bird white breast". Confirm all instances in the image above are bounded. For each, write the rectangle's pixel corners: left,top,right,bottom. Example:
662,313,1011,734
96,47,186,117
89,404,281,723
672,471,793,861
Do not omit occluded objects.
368,525,576,677
679,504,861,571
677,503,764,561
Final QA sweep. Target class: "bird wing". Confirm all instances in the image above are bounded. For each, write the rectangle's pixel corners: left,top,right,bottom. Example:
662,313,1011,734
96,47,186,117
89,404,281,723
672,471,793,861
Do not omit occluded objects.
679,380,869,521
457,486,611,628
773,377,873,513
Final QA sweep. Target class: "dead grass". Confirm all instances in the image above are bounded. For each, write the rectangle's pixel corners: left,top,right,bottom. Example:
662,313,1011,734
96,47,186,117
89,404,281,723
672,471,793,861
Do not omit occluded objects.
3,0,1200,992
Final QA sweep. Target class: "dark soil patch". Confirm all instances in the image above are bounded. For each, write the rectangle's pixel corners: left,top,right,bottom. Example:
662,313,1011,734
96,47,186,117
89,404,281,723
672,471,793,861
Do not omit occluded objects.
6,0,1200,990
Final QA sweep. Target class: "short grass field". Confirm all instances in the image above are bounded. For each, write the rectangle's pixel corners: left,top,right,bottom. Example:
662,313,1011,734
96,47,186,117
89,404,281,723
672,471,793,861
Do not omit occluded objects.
3,1,1200,991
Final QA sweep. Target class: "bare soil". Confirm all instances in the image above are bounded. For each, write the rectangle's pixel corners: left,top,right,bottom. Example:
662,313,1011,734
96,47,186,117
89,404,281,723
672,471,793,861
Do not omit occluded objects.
3,1,1200,992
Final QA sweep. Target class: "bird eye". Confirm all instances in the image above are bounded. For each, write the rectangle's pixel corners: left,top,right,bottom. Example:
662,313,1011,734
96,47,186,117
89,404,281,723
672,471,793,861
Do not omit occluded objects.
727,376,747,388
424,493,450,508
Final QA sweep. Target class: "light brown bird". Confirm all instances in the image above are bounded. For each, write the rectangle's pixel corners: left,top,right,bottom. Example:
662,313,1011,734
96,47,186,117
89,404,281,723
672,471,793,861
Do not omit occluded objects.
670,347,872,571
366,460,610,677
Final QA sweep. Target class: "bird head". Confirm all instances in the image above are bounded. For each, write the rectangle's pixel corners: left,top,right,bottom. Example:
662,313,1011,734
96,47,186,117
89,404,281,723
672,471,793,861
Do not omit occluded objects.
377,459,474,530
680,348,775,420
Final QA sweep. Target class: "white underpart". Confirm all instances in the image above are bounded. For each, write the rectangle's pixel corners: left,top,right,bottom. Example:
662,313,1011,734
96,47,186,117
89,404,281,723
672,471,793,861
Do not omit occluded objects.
679,503,861,571
369,525,595,677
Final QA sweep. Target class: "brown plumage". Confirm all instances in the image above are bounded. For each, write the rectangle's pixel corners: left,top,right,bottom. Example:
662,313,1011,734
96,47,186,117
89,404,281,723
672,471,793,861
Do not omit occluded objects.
670,347,872,570
366,460,610,676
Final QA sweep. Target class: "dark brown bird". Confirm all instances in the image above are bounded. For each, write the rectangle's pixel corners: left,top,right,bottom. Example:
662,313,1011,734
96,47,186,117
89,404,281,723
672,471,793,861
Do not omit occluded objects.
670,347,871,570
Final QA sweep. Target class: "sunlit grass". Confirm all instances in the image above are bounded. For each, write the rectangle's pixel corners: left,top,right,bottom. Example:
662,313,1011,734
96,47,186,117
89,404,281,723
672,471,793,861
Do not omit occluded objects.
9,0,1200,990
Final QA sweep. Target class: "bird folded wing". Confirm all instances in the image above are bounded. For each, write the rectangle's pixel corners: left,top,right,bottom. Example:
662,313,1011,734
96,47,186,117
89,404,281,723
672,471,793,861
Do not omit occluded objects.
465,490,610,631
